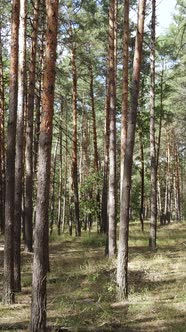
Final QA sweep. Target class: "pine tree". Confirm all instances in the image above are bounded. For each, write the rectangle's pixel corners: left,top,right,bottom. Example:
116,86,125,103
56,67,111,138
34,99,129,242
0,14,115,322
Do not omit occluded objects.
3,0,20,305
31,0,58,329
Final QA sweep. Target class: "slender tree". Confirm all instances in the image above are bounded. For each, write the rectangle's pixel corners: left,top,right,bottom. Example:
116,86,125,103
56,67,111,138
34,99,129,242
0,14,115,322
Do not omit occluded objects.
24,0,40,252
50,139,59,234
70,24,81,237
90,64,99,172
139,129,144,231
117,0,146,300
164,136,171,217
101,77,110,236
149,0,157,250
174,142,181,221
108,0,117,257
120,0,129,194
31,0,58,330
0,22,5,234
3,0,20,304
14,0,27,292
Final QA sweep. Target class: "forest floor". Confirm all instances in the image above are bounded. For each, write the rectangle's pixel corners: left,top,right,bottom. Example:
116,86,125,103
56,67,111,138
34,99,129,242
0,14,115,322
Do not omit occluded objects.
0,221,186,331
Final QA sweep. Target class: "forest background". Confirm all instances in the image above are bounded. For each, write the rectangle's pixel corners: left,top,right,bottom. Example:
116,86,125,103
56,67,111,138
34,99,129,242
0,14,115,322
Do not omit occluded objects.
0,0,186,331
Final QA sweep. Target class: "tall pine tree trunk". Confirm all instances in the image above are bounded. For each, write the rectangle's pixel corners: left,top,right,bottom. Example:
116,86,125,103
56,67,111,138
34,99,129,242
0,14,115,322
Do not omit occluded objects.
33,29,44,176
70,28,81,237
90,64,99,171
101,78,110,236
25,0,40,252
120,0,129,195
156,67,164,170
117,0,146,300
108,0,117,257
149,0,157,250
175,144,181,221
57,98,64,235
14,0,27,292
164,138,171,216
50,139,58,234
89,64,101,228
31,0,58,330
0,23,5,234
139,129,144,231
3,0,20,305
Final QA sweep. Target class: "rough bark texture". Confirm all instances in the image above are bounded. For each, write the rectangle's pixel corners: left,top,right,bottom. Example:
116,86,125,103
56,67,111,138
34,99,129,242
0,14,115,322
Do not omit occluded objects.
175,143,181,221
117,0,146,300
108,0,117,257
156,69,163,217
120,0,129,196
149,0,157,250
31,0,58,330
71,30,81,237
139,130,144,232
14,0,27,292
156,68,164,170
57,105,63,234
0,23,5,234
3,0,20,304
25,0,40,253
164,139,171,215
90,64,99,172
89,64,101,228
50,139,58,234
101,78,110,237
33,30,44,176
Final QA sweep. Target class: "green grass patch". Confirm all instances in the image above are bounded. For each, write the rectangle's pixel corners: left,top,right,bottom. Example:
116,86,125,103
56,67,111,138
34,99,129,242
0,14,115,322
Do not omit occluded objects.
0,221,186,331
81,232,106,248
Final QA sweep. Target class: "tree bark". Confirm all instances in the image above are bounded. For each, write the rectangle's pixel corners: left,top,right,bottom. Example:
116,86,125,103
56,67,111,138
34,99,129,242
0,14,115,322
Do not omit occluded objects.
117,0,146,300
3,0,20,304
164,138,171,216
156,67,164,170
174,141,181,221
0,23,5,234
149,0,157,250
25,0,40,252
139,129,144,231
120,0,129,195
70,26,81,237
50,139,58,234
101,77,110,237
108,0,117,257
89,64,101,229
57,98,64,235
90,64,99,172
14,0,27,292
30,0,58,330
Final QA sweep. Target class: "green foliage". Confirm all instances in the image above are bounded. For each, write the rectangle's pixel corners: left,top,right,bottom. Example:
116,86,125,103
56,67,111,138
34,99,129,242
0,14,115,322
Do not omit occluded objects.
80,171,102,219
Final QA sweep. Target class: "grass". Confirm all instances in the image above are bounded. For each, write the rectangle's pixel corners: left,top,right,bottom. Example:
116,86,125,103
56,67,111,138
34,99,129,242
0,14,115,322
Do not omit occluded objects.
0,221,186,331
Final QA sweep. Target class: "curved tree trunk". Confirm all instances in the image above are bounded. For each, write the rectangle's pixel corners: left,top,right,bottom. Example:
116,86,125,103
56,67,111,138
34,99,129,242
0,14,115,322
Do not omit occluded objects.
31,0,58,330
